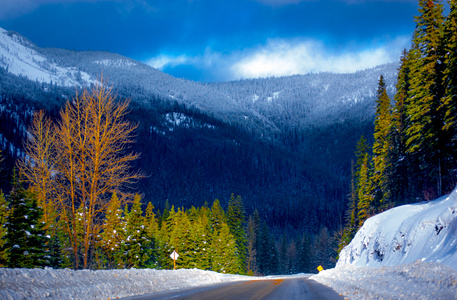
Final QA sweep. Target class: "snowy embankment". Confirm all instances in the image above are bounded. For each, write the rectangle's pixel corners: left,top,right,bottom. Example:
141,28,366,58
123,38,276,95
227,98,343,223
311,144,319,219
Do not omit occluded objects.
0,268,248,300
311,260,457,299
312,186,457,299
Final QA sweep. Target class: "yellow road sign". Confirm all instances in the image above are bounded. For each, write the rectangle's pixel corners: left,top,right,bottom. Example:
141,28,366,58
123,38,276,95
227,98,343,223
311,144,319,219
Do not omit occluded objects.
317,265,324,272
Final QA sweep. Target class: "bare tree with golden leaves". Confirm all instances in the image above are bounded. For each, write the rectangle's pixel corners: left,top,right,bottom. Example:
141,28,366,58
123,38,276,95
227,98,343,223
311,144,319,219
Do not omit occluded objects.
18,110,57,230
54,83,141,269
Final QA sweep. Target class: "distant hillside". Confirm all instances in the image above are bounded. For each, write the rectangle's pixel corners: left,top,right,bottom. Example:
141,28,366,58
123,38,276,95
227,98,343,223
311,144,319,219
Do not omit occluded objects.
0,27,399,233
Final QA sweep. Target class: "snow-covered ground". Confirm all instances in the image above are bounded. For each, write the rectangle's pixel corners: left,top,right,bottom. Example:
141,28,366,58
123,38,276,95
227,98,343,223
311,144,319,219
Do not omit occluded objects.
2,189,457,299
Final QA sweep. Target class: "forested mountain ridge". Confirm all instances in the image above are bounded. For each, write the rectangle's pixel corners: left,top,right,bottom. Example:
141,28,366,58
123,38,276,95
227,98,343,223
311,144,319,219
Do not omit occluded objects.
0,26,397,137
210,64,397,131
0,26,397,238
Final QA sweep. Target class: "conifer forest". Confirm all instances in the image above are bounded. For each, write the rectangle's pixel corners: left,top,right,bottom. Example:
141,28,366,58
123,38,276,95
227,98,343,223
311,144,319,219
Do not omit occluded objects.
0,0,456,275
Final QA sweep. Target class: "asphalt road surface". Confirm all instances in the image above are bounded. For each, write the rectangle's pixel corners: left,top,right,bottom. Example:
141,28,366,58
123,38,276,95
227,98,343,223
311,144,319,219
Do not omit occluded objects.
123,278,344,300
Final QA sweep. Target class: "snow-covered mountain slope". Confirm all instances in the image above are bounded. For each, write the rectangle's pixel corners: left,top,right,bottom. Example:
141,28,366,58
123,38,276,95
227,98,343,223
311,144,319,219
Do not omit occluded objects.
0,28,96,87
338,187,457,271
0,27,267,131
209,63,398,128
0,26,397,136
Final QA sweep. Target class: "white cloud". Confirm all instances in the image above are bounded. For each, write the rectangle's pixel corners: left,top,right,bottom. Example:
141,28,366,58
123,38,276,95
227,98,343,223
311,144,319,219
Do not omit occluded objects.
231,37,409,79
145,36,410,82
146,54,191,69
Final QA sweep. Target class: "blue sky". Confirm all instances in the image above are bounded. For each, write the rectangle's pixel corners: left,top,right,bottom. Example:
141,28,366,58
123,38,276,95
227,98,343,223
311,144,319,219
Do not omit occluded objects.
0,0,419,82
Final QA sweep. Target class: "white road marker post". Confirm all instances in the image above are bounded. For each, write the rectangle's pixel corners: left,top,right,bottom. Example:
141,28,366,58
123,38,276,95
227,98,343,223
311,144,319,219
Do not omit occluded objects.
170,250,179,270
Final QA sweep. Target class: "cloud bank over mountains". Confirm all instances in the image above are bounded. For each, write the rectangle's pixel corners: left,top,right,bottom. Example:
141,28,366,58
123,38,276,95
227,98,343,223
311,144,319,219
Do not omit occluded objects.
148,36,409,81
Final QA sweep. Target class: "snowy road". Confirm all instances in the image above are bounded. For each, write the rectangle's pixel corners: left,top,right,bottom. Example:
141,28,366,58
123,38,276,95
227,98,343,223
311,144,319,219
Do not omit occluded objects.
122,278,344,300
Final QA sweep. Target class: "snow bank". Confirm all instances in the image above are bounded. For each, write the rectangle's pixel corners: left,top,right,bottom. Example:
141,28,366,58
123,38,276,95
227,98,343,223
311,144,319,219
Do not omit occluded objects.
0,268,247,300
338,187,457,271
311,260,457,299
311,186,457,299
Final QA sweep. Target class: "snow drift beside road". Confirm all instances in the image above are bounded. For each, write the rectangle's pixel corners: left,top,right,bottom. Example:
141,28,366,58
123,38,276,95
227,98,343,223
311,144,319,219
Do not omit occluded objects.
312,260,457,299
337,187,457,271
0,268,247,299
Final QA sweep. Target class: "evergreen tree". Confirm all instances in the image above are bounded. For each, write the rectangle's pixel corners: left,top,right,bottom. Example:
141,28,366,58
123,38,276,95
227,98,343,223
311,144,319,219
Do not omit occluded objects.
227,194,247,274
252,209,261,272
145,202,158,238
338,161,358,254
160,200,170,225
144,201,158,267
388,50,417,204
209,223,239,274
372,75,392,209
210,199,226,233
3,172,50,268
406,0,447,197
100,193,125,268
245,214,258,275
123,194,152,268
167,208,193,269
339,135,369,244
312,227,335,270
189,211,211,270
256,222,278,275
296,233,312,273
256,222,270,275
156,205,175,269
0,191,9,266
357,153,374,226
278,233,288,274
286,239,297,274
47,227,64,269
268,232,279,274
355,135,369,179
442,0,457,176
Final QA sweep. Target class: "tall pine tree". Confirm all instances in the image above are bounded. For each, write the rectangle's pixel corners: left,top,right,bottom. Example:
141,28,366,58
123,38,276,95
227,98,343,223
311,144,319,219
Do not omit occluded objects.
357,153,373,226
209,223,239,274
388,50,418,204
100,193,125,268
0,192,9,266
372,75,392,209
442,0,457,179
3,172,50,268
406,0,446,197
123,195,153,268
227,194,247,274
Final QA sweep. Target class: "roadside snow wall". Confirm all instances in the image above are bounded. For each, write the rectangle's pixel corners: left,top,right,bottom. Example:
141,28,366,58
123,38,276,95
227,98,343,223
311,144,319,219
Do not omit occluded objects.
338,186,457,271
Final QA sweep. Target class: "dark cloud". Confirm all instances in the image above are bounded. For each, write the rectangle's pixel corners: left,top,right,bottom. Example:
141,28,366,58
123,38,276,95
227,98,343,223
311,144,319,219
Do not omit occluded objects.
0,0,419,81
